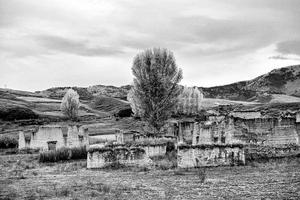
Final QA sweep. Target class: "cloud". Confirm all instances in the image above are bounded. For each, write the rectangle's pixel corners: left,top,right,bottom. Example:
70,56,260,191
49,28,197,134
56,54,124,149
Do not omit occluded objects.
1,0,300,91
35,35,124,57
268,55,300,60
276,40,300,56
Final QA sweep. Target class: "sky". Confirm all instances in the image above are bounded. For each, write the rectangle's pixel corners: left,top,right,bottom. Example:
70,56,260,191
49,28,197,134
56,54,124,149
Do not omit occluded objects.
0,0,300,91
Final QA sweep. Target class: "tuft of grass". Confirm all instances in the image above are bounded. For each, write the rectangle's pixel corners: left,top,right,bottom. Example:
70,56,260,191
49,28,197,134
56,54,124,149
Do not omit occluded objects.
196,168,206,183
151,150,177,170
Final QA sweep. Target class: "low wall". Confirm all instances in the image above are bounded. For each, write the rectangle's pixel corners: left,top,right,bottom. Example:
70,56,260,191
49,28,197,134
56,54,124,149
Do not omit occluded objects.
245,144,300,161
112,141,169,157
177,144,245,168
87,147,152,169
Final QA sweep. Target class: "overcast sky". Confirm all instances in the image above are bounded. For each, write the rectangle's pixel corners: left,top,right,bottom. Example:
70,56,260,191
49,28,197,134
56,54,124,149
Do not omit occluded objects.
1,0,300,91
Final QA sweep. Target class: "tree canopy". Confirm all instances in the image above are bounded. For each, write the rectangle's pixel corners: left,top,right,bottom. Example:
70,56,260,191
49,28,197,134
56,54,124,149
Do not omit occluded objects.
60,89,80,120
131,48,183,133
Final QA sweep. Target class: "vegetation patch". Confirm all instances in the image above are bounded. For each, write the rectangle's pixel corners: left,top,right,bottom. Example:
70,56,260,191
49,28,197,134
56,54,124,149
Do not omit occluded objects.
0,106,38,121
178,143,244,150
0,135,18,149
39,146,87,162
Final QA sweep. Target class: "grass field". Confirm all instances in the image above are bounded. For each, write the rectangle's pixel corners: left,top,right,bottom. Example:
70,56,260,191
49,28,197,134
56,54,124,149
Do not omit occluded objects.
0,154,299,200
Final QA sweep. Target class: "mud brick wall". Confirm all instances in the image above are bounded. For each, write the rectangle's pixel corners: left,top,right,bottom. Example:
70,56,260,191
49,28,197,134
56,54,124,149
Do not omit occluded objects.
143,144,167,157
87,147,152,169
245,144,300,161
177,144,245,168
193,118,241,145
19,125,88,151
233,118,299,145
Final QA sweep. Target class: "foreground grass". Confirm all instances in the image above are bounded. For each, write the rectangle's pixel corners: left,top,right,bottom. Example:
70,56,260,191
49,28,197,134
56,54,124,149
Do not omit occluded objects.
0,154,299,200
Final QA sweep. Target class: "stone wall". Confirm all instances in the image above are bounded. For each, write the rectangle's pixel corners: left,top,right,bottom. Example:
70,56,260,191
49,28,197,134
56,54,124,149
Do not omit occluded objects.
19,125,88,151
177,144,245,168
87,147,152,169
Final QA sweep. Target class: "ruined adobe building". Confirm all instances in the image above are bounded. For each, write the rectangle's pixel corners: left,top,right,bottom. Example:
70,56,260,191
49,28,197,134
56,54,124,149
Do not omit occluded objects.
173,110,300,168
231,111,300,145
168,110,300,146
19,125,88,151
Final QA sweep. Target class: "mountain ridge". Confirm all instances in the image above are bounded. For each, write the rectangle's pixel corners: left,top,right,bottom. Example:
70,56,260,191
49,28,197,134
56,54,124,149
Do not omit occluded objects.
35,64,300,102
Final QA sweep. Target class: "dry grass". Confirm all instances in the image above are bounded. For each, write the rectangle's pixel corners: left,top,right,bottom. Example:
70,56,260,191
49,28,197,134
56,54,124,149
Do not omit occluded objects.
1,154,300,199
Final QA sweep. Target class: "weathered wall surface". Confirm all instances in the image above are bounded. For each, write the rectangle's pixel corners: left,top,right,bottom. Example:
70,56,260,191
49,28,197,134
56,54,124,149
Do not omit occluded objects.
245,144,300,161
87,147,152,169
233,117,299,145
177,145,245,168
296,112,300,123
143,145,167,157
178,121,194,144
19,125,88,151
192,118,241,145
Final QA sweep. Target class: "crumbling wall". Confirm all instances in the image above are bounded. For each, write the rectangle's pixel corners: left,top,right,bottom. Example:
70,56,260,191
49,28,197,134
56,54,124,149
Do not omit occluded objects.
296,112,300,123
193,118,240,145
245,144,300,161
234,117,299,145
143,144,167,157
87,147,152,169
18,131,27,149
179,121,194,144
19,125,88,151
177,144,245,168
29,126,65,150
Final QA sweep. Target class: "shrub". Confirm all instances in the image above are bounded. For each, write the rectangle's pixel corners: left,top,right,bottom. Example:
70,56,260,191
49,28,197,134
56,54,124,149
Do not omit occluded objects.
39,146,87,163
70,146,87,159
0,135,18,149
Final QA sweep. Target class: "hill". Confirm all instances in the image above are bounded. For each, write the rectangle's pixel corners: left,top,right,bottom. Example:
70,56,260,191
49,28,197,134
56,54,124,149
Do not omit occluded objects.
200,65,300,101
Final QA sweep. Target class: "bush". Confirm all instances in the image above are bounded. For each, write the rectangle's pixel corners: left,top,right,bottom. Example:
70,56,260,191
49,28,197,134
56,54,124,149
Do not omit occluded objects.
39,146,87,163
70,146,87,159
0,135,18,149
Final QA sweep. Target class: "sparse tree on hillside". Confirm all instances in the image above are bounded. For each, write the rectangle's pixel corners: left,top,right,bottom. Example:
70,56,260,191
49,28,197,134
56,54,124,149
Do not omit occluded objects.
60,89,80,120
176,86,203,115
131,48,183,134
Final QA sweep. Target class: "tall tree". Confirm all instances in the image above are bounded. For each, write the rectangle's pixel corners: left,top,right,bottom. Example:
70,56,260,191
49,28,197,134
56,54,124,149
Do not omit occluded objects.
127,88,143,118
131,48,183,133
60,89,80,120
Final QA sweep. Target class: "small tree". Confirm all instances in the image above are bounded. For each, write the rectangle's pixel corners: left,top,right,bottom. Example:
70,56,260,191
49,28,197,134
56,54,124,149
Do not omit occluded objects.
176,86,203,115
60,89,80,120
131,48,183,134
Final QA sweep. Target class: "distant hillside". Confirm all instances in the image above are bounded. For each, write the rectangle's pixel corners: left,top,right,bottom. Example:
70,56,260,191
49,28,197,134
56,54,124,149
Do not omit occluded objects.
200,65,300,102
1,64,299,123
37,87,93,100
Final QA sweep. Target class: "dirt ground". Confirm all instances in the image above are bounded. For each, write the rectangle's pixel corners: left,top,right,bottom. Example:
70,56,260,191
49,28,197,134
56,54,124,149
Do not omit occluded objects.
0,154,299,200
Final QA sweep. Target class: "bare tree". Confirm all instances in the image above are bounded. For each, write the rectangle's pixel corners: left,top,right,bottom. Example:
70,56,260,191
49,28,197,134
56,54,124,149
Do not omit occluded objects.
176,86,203,115
60,89,80,120
131,48,183,134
